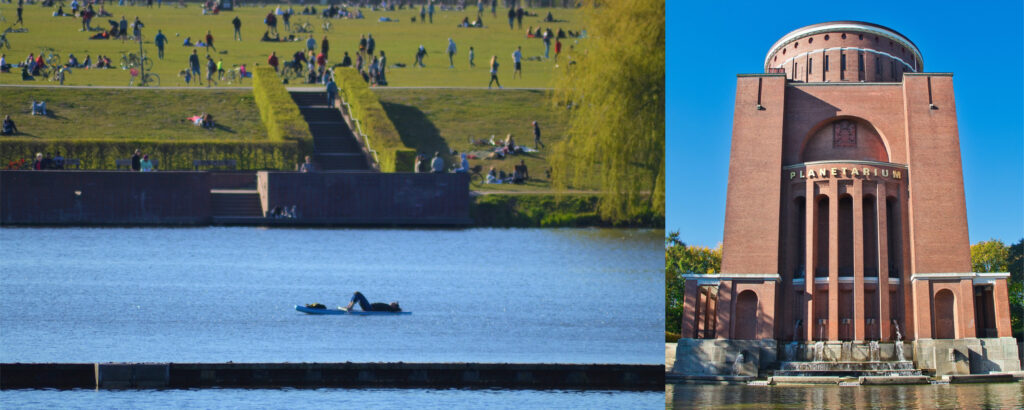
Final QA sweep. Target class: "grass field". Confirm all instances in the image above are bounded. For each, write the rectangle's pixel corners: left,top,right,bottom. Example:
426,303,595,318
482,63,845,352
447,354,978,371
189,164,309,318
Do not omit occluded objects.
375,87,575,190
0,87,264,140
0,4,585,87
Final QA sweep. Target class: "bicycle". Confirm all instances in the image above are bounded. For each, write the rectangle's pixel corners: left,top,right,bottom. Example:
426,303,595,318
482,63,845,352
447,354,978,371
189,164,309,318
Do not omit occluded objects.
39,47,60,67
46,65,70,84
279,61,304,81
321,19,332,32
222,64,246,84
129,68,160,86
290,19,314,34
0,32,9,50
451,164,484,187
119,51,153,71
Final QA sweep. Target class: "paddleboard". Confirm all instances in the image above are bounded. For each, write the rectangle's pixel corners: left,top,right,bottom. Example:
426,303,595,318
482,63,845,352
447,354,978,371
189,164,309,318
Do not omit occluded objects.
295,305,411,315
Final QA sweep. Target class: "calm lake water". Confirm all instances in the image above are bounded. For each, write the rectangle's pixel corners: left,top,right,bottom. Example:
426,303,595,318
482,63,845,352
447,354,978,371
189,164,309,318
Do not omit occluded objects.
667,383,1024,408
0,227,663,364
0,227,662,407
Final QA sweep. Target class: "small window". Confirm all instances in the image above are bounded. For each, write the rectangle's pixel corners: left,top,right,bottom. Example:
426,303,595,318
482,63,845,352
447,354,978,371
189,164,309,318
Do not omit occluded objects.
808,37,814,44
859,34,864,40
825,34,830,41
783,48,787,55
841,33,847,39
876,59,881,75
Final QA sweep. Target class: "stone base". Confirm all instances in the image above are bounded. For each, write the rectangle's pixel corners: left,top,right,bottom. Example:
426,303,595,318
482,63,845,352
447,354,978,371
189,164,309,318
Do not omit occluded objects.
672,339,777,376
777,341,913,362
913,337,1021,376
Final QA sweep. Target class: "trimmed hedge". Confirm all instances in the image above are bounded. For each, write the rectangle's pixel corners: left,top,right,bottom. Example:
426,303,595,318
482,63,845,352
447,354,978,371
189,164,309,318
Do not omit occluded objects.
252,66,314,154
0,139,300,170
335,68,416,172
470,194,663,228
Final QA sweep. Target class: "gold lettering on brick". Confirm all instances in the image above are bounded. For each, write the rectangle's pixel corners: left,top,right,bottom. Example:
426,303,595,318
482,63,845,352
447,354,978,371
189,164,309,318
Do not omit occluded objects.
851,168,860,176
893,170,901,179
790,171,797,180
800,170,805,178
808,170,817,178
841,167,848,177
881,169,889,177
863,167,870,177
831,168,838,178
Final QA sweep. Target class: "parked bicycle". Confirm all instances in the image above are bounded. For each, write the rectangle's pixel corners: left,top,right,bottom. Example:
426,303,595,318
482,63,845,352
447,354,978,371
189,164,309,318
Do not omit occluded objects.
290,19,314,34
451,164,484,187
321,19,332,32
119,50,153,71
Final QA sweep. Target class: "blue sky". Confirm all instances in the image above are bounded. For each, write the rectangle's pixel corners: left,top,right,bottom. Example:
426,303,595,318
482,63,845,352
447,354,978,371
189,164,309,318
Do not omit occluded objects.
665,1,1024,247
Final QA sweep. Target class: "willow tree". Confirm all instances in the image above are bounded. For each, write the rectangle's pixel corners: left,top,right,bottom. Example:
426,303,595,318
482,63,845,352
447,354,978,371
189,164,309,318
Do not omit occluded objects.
550,0,665,223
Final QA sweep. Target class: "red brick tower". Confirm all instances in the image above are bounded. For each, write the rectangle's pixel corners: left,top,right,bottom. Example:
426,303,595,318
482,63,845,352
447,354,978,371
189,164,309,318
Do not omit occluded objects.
677,22,1019,376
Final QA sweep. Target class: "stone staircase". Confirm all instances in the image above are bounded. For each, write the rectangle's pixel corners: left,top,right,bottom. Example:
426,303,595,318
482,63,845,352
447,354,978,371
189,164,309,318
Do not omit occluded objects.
211,189,263,218
773,361,923,377
290,91,371,171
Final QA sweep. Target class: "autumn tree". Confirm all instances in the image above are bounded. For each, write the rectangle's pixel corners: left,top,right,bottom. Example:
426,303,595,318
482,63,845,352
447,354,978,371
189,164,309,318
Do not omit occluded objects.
665,232,721,335
971,239,1024,338
550,0,664,223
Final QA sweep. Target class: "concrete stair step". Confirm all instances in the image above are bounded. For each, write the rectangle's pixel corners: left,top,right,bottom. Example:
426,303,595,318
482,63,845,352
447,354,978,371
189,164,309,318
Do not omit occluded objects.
313,153,369,170
211,192,263,217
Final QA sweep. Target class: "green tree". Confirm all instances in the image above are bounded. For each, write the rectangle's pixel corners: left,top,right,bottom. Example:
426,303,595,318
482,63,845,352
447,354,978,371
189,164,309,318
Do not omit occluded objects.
665,232,721,335
970,238,1023,339
550,0,664,223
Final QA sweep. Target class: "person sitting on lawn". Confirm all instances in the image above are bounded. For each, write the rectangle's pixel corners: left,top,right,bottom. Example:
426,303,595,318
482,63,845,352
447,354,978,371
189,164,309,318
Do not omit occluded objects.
31,100,46,116
513,160,529,184
1,115,17,135
340,291,401,312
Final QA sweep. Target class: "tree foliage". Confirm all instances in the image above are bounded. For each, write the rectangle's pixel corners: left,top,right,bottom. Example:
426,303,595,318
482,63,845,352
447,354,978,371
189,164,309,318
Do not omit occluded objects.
665,232,722,334
970,239,1024,339
550,0,665,223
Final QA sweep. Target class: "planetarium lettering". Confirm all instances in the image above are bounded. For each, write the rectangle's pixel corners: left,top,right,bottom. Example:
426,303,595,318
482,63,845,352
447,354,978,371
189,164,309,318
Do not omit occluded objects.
788,166,902,180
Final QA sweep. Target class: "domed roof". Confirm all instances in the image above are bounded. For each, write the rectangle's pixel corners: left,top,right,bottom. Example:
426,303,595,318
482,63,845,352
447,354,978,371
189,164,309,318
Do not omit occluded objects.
764,21,922,71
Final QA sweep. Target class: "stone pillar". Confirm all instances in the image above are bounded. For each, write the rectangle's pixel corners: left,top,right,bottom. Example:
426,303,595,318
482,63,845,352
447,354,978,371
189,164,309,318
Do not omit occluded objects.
681,279,699,338
805,182,817,341
853,179,865,341
993,278,1013,337
876,184,891,340
828,181,840,341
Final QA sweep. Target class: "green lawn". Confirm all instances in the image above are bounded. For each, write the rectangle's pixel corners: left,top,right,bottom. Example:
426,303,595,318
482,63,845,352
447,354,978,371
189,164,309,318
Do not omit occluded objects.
0,87,264,140
376,88,578,191
0,4,585,87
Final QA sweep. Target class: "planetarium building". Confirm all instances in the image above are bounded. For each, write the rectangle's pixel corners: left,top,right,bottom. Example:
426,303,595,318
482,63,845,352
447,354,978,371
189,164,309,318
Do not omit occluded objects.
674,22,1020,378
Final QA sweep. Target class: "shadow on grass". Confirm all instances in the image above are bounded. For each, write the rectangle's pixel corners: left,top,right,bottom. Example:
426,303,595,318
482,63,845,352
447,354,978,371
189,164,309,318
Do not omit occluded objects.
379,101,450,157
213,123,235,133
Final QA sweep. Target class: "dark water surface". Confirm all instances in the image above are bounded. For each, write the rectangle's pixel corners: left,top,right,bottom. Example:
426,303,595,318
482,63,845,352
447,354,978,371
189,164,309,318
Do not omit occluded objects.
0,227,663,364
667,383,1024,408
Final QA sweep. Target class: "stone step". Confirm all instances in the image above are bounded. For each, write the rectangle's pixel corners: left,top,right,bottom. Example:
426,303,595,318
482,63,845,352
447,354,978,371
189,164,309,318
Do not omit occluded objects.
299,108,345,122
290,91,329,107
773,369,923,377
779,361,916,371
211,192,263,217
313,153,370,171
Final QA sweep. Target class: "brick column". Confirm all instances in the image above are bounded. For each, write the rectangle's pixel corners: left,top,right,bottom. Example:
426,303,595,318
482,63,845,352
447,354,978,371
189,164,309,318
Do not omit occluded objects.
829,181,840,341
681,279,699,338
913,279,932,339
853,179,865,341
876,184,891,340
899,188,915,341
993,278,1013,337
716,280,733,339
958,279,977,339
805,182,817,341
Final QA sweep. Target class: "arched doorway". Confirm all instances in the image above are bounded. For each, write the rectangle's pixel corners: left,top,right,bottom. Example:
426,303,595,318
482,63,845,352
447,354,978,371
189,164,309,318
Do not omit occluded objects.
934,289,956,339
734,290,759,340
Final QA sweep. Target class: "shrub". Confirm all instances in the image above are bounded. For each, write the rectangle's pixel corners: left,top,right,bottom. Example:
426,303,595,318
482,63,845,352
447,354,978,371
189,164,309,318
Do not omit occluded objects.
334,68,416,172
665,332,681,343
252,66,314,154
0,138,300,170
470,194,662,227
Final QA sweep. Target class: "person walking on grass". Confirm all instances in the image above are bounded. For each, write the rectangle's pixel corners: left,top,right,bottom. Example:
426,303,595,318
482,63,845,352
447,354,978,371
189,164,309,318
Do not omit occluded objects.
205,30,216,53
468,46,475,67
532,121,544,149
446,38,456,68
232,16,242,41
488,55,501,89
154,30,167,59
189,49,202,85
511,46,522,79
306,34,316,53
205,54,217,87
415,45,427,67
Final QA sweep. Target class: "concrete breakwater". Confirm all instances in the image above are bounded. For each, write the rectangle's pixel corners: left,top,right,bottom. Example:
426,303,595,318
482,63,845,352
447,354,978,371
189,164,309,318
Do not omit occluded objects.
0,362,663,391
0,171,471,226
